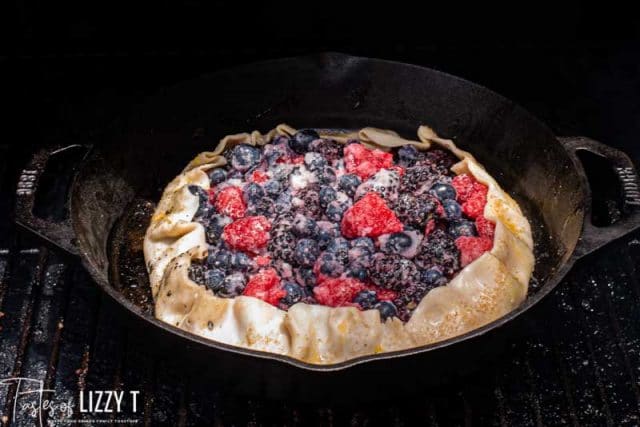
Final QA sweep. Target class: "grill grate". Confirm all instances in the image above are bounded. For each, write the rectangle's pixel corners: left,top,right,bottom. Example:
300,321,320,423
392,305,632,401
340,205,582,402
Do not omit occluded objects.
1,145,640,424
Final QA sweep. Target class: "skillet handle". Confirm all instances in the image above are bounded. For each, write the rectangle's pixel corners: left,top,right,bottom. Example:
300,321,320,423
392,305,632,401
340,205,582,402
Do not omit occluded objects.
14,145,90,255
558,136,640,257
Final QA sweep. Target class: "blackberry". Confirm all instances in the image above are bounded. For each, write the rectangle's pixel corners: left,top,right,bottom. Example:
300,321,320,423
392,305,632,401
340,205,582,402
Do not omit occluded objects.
338,174,361,197
309,138,343,161
188,263,206,284
294,186,322,219
246,197,275,217
423,148,458,172
368,253,420,291
294,239,320,267
400,165,441,193
393,193,436,227
231,144,261,171
353,290,378,309
268,230,297,264
414,229,460,276
290,129,320,154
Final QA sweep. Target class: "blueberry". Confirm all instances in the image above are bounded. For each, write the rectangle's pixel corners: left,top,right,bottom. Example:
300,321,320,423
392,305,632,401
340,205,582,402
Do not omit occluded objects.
244,182,265,204
218,273,247,297
326,199,350,222
203,268,225,291
280,282,305,307
353,290,378,309
304,152,327,172
319,186,337,209
208,168,228,185
318,166,337,185
293,215,319,238
351,237,375,254
338,174,361,197
210,250,233,271
448,220,477,238
263,180,282,198
231,144,262,171
431,183,457,201
375,301,398,320
443,199,462,219
295,267,316,287
397,145,420,166
188,185,211,220
289,129,320,154
420,268,448,286
231,252,252,271
294,239,320,267
317,221,340,250
327,237,350,263
317,252,344,277
275,191,293,214
382,232,412,255
346,266,368,282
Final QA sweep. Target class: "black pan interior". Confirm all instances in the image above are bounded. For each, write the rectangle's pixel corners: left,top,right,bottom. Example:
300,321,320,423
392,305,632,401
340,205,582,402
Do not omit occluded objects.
70,53,585,354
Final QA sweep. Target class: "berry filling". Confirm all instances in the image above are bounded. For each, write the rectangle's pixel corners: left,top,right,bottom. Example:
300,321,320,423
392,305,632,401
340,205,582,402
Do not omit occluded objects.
188,132,494,321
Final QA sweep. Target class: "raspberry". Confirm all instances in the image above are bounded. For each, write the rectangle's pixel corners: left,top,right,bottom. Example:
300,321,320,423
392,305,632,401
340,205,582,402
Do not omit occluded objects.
368,253,420,291
222,216,271,254
424,219,436,236
313,277,367,307
369,286,398,301
475,215,496,239
461,183,488,219
215,186,246,219
243,268,286,306
341,192,403,238
344,143,393,180
250,170,269,183
455,236,493,267
452,174,475,202
254,255,271,267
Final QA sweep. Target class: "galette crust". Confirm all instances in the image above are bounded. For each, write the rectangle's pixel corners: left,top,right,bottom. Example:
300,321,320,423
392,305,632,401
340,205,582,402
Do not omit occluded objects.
143,125,534,364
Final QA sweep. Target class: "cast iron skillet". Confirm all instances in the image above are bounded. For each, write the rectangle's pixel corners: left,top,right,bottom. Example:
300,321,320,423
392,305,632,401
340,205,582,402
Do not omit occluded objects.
14,53,640,400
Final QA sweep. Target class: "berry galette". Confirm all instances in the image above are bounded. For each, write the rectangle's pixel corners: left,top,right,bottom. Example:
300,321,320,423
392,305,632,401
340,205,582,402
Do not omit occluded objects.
144,124,534,364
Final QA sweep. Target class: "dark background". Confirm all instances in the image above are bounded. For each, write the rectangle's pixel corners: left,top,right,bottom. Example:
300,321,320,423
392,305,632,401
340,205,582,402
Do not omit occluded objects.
2,1,640,426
